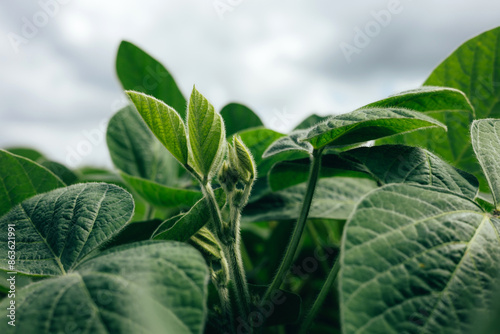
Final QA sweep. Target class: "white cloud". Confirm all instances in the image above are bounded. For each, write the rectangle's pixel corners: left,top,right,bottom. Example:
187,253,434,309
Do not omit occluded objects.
1,0,500,167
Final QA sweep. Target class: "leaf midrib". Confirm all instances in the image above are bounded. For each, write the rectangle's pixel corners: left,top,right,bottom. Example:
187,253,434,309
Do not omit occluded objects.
421,215,490,332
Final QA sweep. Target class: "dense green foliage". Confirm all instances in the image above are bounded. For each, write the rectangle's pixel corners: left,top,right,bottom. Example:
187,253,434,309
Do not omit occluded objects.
1,27,500,334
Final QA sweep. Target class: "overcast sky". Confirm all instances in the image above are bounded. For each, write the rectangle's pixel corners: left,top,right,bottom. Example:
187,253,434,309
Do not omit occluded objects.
1,0,499,168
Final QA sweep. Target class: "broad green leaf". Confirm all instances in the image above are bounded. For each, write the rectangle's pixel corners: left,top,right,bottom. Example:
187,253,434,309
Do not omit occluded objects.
383,27,500,190
263,130,313,158
340,145,479,199
40,160,79,185
269,145,479,199
6,147,45,162
6,147,79,185
362,87,473,112
0,183,134,276
0,149,65,216
0,271,36,294
238,127,300,178
340,184,500,334
425,27,500,119
0,241,208,334
127,91,189,165
243,178,377,222
475,283,500,334
107,105,179,185
305,108,446,149
377,110,474,173
153,188,225,242
76,166,124,184
116,41,187,117
294,114,329,130
120,172,201,208
102,219,163,250
373,87,479,188
220,103,263,136
472,119,500,209
187,87,226,179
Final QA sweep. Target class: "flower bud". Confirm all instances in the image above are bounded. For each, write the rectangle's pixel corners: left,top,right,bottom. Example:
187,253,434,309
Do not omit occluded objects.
232,136,256,183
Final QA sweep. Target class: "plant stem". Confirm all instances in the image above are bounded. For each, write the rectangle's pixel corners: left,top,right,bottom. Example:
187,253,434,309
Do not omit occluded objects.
210,261,235,333
201,183,226,239
227,190,252,325
223,241,251,323
261,148,323,304
201,182,251,329
306,223,330,275
299,256,341,334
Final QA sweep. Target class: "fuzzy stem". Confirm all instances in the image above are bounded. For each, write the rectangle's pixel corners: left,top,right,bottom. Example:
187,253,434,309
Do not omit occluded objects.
210,259,235,333
201,183,226,240
261,148,323,304
202,182,251,330
299,256,341,334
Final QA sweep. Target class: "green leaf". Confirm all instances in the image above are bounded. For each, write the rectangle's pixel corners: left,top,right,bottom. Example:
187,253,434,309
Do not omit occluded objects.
475,283,500,334
76,166,124,184
116,41,187,118
120,172,201,209
0,183,134,276
107,105,180,185
381,27,500,190
6,147,79,185
0,241,208,334
342,145,479,199
189,226,223,261
238,127,296,178
220,103,263,136
339,145,478,199
340,184,500,334
6,147,45,162
305,108,446,149
0,149,65,216
362,86,473,112
187,87,226,179
263,130,314,158
472,119,500,209
269,144,479,199
372,87,480,189
293,114,329,130
243,178,377,222
153,188,225,242
425,27,500,120
127,91,189,165
40,160,79,185
102,219,163,250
